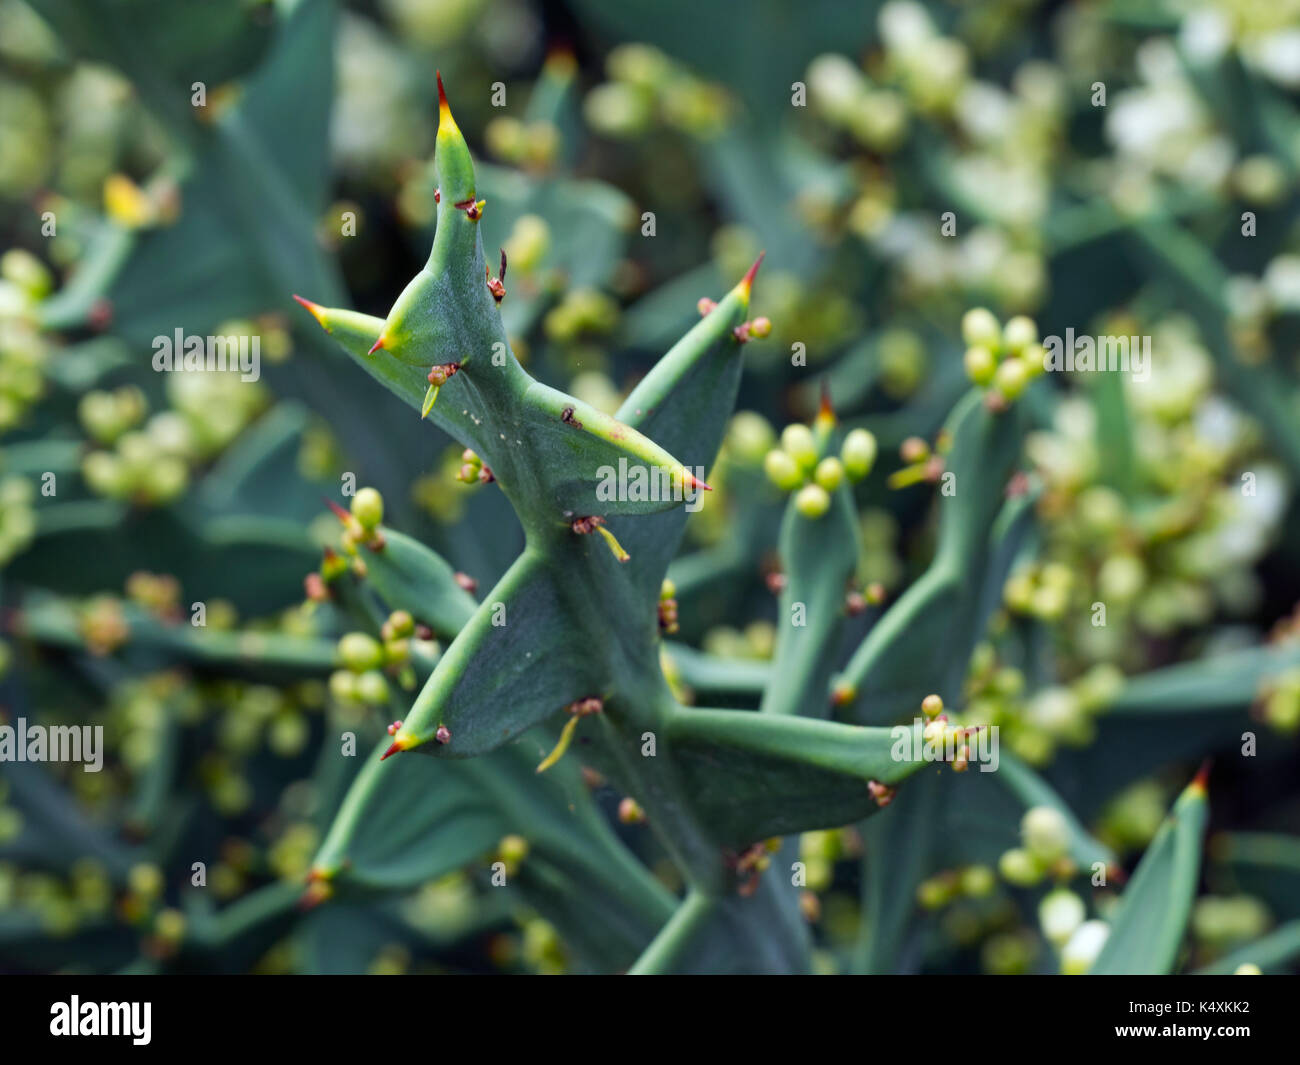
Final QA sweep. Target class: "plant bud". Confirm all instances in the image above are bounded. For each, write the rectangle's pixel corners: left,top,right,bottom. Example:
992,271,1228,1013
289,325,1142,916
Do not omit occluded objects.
964,344,997,385
781,423,818,471
749,316,772,338
814,456,845,492
350,487,384,529
921,693,944,717
1039,888,1086,947
1002,315,1037,353
328,670,358,703
795,483,831,519
1021,805,1070,863
338,632,384,673
1060,919,1109,975
841,428,878,480
993,356,1029,401
961,307,1000,349
998,847,1043,887
764,448,803,491
356,671,389,705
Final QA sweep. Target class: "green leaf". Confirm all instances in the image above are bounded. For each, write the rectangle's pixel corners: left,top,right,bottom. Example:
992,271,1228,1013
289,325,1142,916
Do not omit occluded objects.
357,528,478,641
1192,920,1300,975
666,707,927,849
855,768,946,973
760,479,859,719
311,737,505,892
837,391,1026,723
390,551,604,757
1090,768,1210,975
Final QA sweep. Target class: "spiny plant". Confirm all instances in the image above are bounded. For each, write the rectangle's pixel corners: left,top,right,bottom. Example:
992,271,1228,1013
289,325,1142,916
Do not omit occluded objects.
294,77,953,971
4,1,1300,978
284,77,1276,975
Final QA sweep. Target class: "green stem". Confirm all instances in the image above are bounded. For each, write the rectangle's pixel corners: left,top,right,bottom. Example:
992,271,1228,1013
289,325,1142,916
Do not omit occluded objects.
627,888,717,975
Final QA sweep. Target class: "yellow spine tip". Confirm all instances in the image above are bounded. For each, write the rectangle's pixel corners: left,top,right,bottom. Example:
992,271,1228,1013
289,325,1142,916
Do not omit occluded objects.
734,250,766,304
595,524,631,563
380,733,417,760
292,294,329,329
816,382,836,426
436,71,459,135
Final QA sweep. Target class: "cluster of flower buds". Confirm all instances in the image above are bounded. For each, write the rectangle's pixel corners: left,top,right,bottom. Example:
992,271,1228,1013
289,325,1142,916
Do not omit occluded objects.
763,416,878,519
657,578,679,635
920,693,979,772
485,115,561,170
1002,560,1074,620
584,43,731,141
328,609,422,709
997,805,1076,887
456,448,494,485
960,308,1046,408
916,864,997,910
124,570,181,621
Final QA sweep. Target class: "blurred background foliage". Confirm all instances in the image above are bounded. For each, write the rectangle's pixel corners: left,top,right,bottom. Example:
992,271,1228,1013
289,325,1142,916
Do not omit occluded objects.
0,0,1299,974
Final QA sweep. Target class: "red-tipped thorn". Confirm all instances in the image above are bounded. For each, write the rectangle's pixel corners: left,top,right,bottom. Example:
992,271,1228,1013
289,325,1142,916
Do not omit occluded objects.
292,293,328,328
437,70,449,112
323,497,351,523
367,335,386,356
737,251,766,300
683,471,712,493
380,740,404,760
818,381,835,420
1191,758,1213,793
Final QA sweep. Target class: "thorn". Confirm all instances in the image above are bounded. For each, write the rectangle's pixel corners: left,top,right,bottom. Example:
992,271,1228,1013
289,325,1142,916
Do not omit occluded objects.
681,469,712,493
367,334,386,356
292,294,328,328
499,248,507,281
736,251,766,302
436,70,453,126
421,383,439,418
380,740,404,760
323,497,351,523
595,524,631,563
1191,759,1213,794
818,381,835,422
299,875,332,911
536,714,581,773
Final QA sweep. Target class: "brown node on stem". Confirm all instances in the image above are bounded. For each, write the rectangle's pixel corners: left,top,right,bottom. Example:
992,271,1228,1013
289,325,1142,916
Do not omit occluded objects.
560,406,583,430
454,197,484,221
486,248,507,302
427,362,460,386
